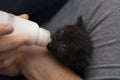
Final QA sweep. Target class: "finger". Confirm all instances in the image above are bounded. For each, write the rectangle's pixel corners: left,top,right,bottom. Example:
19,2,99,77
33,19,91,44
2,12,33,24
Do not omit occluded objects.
0,35,29,52
0,50,16,61
0,52,17,68
0,24,13,35
19,14,29,19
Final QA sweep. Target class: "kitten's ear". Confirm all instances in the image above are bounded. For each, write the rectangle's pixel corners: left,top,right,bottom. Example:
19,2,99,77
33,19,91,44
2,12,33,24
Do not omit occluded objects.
76,16,83,27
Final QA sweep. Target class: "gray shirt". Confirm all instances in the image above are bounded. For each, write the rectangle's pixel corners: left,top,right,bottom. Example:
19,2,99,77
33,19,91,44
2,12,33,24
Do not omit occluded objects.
44,0,120,79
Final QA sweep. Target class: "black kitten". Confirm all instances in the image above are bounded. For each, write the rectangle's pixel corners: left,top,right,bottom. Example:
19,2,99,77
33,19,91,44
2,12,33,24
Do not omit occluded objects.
47,16,93,78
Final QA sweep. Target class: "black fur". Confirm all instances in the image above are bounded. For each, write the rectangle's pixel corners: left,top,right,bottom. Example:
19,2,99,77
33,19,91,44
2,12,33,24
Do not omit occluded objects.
47,16,93,78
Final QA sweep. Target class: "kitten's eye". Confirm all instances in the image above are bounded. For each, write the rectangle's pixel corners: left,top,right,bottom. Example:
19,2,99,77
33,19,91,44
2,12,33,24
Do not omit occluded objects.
57,28,65,35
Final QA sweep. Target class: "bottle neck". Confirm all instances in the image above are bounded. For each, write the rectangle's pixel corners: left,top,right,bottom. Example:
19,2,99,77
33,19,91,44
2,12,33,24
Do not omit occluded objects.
35,28,51,47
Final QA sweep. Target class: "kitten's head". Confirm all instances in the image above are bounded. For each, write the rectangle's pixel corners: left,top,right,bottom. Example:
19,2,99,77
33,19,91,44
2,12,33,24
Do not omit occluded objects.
47,17,92,76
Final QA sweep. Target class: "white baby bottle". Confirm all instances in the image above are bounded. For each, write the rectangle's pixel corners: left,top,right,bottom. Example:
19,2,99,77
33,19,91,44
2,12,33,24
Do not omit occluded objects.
0,10,51,47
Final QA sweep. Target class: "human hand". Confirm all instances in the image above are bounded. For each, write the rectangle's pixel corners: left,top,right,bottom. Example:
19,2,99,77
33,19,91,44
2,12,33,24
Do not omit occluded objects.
0,14,29,76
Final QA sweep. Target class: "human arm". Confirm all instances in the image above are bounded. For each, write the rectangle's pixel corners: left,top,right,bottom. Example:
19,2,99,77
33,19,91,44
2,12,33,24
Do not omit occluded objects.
18,45,82,80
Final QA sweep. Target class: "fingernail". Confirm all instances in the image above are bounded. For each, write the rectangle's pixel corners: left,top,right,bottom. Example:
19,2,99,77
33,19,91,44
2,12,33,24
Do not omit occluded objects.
5,24,13,33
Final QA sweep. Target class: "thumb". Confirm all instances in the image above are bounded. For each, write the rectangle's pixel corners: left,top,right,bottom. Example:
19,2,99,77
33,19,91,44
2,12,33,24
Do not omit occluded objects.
19,14,29,20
